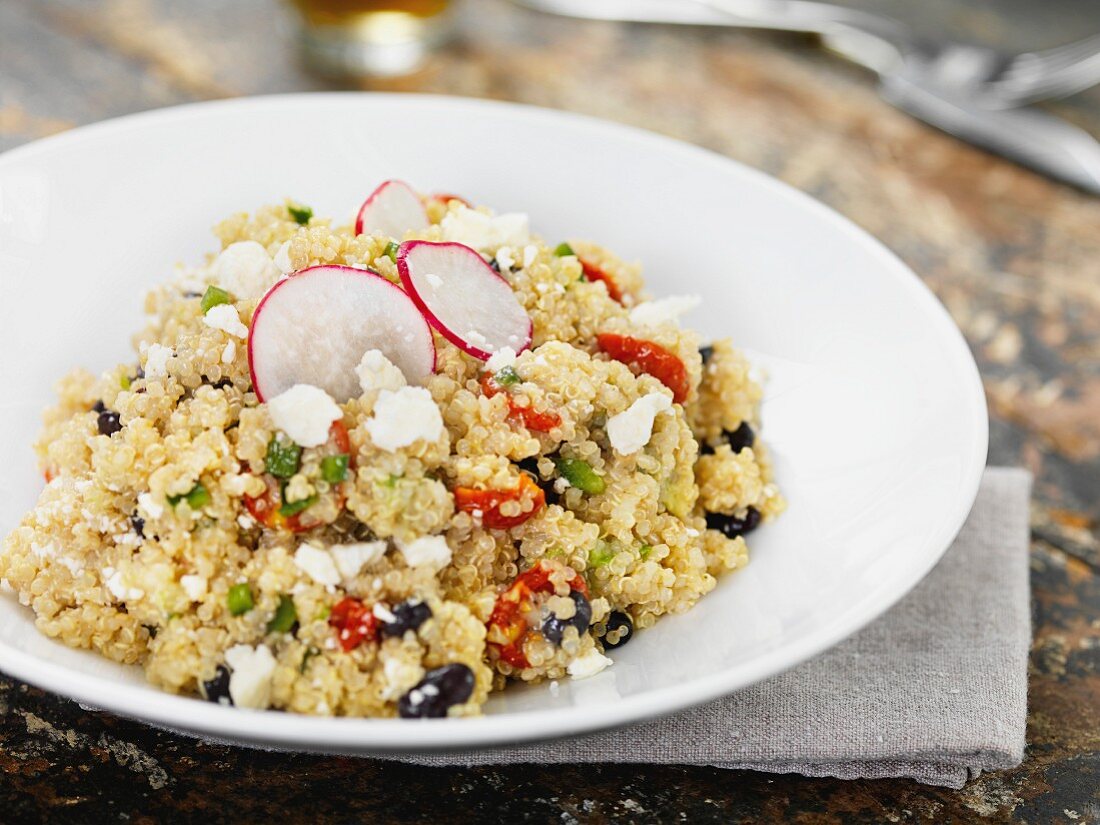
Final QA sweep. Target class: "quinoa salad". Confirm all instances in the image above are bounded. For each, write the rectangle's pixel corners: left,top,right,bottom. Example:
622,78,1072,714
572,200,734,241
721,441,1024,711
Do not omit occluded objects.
0,181,784,718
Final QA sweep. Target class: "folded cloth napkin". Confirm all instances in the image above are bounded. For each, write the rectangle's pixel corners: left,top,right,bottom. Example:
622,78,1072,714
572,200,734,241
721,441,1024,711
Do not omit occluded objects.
398,468,1031,788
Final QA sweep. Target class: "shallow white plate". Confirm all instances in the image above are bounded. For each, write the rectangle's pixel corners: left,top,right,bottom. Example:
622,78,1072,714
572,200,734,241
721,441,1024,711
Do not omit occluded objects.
0,94,987,752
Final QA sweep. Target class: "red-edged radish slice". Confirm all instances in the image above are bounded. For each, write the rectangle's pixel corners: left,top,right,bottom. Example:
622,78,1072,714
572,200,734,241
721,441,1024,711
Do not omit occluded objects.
397,240,532,361
355,180,430,238
248,265,435,403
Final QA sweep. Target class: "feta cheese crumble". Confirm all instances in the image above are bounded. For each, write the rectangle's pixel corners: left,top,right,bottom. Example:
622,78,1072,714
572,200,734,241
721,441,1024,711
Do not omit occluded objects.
628,294,701,328
267,384,342,448
143,343,173,380
356,349,407,394
273,240,294,275
440,206,529,250
180,574,208,601
568,648,613,680
212,241,280,301
294,543,341,587
225,644,277,709
221,339,236,364
203,303,249,338
607,392,672,455
397,535,452,570
330,541,387,581
485,346,518,373
137,492,164,520
365,387,444,451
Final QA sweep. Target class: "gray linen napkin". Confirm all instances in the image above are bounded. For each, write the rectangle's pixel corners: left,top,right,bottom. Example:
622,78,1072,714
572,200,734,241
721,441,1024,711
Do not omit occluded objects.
399,468,1031,788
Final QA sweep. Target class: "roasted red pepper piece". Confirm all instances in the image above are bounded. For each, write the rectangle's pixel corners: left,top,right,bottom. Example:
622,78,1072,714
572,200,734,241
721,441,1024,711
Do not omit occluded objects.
329,597,378,652
487,561,589,668
596,332,690,404
480,373,562,433
454,473,545,530
579,257,624,303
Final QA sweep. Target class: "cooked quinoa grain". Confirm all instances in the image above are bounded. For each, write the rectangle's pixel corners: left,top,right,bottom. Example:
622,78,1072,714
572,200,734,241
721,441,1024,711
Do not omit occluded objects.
1,191,783,717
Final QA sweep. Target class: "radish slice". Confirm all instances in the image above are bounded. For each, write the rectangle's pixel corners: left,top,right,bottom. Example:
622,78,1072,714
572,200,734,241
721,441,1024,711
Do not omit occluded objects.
355,180,430,239
397,240,532,361
248,265,435,403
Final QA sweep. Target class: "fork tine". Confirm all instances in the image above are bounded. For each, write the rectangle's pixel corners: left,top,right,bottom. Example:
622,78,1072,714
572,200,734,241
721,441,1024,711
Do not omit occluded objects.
1004,33,1100,79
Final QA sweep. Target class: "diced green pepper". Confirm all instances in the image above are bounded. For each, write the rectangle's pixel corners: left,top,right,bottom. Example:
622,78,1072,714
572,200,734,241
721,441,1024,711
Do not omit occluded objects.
267,594,297,633
265,435,301,479
553,242,575,257
227,583,254,616
200,285,232,314
321,453,349,484
556,458,606,495
383,241,400,263
494,366,521,387
588,540,616,568
288,202,313,225
299,645,320,673
279,491,318,518
168,483,210,510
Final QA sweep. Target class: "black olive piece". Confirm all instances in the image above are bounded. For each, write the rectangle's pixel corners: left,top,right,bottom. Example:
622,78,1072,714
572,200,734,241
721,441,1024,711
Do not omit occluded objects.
143,624,158,639
134,365,145,379
541,590,592,646
131,514,145,538
699,344,715,364
398,664,475,718
601,611,634,649
182,291,203,299
380,600,433,638
705,506,762,539
489,258,501,272
516,456,559,506
723,421,755,453
201,665,233,705
92,400,106,413
97,409,122,436
210,378,234,390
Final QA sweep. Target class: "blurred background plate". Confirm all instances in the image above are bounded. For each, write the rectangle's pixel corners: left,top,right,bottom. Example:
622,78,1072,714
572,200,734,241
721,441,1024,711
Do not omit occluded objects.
0,93,987,751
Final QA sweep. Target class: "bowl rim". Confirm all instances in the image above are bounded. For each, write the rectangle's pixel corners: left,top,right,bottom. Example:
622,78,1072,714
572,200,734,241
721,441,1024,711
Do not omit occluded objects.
0,92,988,751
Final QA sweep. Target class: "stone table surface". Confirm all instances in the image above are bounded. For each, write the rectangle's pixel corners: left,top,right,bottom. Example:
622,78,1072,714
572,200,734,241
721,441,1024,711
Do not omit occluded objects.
1,0,1099,821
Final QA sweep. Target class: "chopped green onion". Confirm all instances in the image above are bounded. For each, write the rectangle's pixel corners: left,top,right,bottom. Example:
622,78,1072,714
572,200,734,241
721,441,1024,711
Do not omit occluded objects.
382,474,401,489
120,373,131,390
279,491,318,518
638,544,653,560
300,645,320,673
288,202,313,225
383,241,400,263
494,366,521,387
588,541,616,568
200,285,231,313
227,583,254,616
553,242,575,257
168,483,210,510
321,453,349,484
557,458,606,495
265,435,301,479
267,594,298,633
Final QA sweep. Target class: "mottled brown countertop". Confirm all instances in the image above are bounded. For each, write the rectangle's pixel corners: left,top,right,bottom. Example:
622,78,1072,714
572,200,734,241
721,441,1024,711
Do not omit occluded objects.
2,0,1099,821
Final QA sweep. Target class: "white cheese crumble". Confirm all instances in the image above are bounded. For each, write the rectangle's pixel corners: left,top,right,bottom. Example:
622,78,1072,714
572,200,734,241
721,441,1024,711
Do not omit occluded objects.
607,392,672,455
180,574,208,601
485,346,518,373
397,535,452,570
356,349,407,394
330,541,387,581
267,384,342,448
143,343,173,380
628,294,701,328
495,246,515,272
273,240,294,275
221,339,236,364
522,244,538,268
212,241,280,301
365,387,444,451
103,568,127,600
137,492,164,520
203,303,248,338
568,648,613,680
372,603,396,623
225,644,278,709
294,543,341,587
440,206,529,250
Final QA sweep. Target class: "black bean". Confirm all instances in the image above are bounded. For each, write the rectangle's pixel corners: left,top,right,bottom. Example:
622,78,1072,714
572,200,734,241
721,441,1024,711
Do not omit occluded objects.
601,611,634,649
398,664,474,718
380,600,432,638
201,665,233,705
97,409,122,436
541,590,592,645
131,514,145,538
705,506,761,538
723,421,755,453
699,345,714,364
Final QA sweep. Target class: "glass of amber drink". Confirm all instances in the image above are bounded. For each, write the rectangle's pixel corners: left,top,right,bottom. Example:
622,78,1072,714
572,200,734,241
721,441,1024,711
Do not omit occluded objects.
289,0,452,77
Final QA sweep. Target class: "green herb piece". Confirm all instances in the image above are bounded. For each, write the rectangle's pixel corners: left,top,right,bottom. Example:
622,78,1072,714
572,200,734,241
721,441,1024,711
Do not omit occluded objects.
120,373,131,390
168,483,210,510
288,202,313,225
556,458,606,495
299,645,321,673
553,242,575,257
265,435,301,479
321,453,350,484
267,594,298,633
279,491,318,518
382,474,401,489
383,241,400,263
588,541,616,568
638,544,653,560
315,606,332,621
494,366,521,387
200,285,232,313
227,583,254,616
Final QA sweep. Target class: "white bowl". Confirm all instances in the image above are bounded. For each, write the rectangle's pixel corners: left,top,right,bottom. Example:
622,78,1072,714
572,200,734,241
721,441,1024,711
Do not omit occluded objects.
0,94,987,751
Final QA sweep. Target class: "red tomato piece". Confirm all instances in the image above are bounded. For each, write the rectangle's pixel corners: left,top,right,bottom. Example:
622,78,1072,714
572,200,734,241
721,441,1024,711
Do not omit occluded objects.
455,473,545,530
579,258,624,304
329,597,378,652
596,332,690,404
487,562,588,668
480,373,562,433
